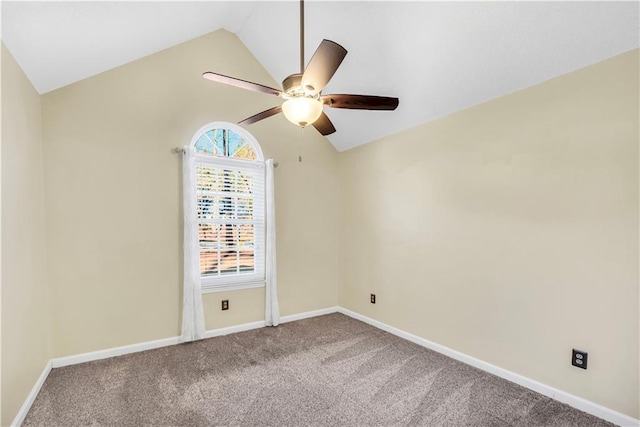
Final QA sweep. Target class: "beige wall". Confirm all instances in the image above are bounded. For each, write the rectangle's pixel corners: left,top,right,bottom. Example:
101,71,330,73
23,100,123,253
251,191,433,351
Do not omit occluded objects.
1,44,53,426
339,49,639,418
41,30,341,357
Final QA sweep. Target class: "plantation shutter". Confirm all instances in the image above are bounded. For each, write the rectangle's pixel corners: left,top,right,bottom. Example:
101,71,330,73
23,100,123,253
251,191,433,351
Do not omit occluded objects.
195,155,266,291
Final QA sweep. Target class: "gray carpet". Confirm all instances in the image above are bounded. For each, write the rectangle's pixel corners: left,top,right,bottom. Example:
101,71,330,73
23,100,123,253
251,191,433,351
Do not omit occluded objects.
24,313,613,426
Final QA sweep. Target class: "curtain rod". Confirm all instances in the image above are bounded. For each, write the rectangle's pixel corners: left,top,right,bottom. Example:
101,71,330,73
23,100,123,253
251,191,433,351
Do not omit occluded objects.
173,148,278,167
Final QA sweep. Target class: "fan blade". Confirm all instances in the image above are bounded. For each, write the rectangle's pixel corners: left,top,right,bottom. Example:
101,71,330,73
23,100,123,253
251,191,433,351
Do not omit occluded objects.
239,106,283,126
203,72,283,97
322,94,399,110
301,40,347,96
312,112,336,136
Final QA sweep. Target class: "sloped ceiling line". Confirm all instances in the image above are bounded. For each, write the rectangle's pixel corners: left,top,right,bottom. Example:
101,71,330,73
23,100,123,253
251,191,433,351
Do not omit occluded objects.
2,1,638,151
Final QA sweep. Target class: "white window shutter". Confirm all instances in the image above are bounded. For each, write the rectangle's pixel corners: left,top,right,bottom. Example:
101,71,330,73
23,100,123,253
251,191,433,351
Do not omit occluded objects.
195,156,266,291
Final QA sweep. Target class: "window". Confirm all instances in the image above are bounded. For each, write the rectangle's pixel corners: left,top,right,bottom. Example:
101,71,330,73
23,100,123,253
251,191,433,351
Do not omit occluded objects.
189,123,265,292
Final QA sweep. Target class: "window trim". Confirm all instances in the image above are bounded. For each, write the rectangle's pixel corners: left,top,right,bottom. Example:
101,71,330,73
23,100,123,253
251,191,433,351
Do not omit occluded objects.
189,122,266,294
201,281,265,294
189,121,264,162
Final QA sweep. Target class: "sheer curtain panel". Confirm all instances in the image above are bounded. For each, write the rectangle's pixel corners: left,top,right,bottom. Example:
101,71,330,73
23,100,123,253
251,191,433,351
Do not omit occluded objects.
265,159,280,326
181,146,205,342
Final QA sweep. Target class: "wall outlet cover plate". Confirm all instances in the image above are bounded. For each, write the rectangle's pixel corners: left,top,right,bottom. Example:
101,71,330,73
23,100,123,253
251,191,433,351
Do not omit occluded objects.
572,349,587,369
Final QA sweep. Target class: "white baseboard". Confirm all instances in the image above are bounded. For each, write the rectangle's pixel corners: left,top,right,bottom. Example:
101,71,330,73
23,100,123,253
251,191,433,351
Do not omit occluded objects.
336,307,639,427
280,306,338,324
51,336,182,368
11,360,52,427
203,320,266,339
202,306,339,339
51,307,340,368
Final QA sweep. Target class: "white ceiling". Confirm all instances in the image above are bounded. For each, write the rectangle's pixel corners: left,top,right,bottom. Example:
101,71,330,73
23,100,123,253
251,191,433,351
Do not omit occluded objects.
2,1,639,151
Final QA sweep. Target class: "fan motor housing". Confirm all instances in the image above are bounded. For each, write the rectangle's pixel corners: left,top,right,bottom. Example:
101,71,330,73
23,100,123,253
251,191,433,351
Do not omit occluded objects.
283,73,304,96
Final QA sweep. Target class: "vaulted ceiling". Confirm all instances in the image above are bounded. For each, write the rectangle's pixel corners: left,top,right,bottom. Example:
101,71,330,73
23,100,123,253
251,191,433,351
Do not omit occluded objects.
2,1,638,151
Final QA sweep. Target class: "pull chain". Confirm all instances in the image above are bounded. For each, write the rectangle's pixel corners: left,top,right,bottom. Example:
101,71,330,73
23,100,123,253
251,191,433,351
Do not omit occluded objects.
298,126,304,163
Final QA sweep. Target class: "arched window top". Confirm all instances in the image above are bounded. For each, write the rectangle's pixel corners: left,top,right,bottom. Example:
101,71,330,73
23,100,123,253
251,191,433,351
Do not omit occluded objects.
190,122,263,161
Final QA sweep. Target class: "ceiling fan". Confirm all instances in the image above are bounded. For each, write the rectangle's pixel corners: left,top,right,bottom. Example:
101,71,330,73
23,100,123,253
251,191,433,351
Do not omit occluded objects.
202,0,399,136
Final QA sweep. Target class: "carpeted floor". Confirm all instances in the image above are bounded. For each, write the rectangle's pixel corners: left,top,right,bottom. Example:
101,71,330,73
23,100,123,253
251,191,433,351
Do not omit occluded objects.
24,313,613,426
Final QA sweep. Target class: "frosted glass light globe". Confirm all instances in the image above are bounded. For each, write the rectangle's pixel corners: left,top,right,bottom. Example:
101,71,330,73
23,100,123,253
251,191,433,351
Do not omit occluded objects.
282,97,323,127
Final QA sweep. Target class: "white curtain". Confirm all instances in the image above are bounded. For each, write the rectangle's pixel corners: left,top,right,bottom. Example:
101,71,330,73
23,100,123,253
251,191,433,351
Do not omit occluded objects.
265,159,280,326
181,146,205,342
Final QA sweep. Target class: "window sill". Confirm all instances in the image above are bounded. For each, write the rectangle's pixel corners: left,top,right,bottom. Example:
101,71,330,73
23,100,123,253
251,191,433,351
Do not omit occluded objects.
201,281,265,294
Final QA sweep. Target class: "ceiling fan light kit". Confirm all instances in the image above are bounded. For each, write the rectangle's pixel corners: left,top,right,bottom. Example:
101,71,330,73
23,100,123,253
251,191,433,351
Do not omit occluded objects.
282,97,323,127
280,71,323,127
202,0,399,135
